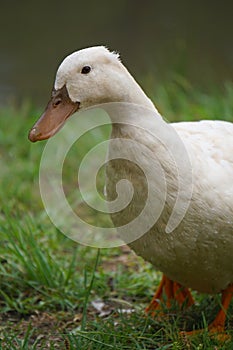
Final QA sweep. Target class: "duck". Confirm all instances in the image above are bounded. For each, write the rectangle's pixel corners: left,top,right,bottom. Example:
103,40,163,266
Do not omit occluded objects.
28,46,233,335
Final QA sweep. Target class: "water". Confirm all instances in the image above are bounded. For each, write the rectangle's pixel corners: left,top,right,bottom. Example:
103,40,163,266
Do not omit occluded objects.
0,0,232,106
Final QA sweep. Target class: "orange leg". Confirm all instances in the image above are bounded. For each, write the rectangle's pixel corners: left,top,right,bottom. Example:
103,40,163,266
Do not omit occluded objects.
173,281,195,307
145,274,194,314
147,276,233,338
208,283,233,334
180,284,233,340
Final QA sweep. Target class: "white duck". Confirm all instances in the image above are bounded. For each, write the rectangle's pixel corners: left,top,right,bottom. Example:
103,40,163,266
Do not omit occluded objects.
29,46,233,334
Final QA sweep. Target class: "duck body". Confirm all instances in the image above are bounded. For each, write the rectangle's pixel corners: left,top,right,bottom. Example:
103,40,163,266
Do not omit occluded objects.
28,46,233,332
106,117,233,294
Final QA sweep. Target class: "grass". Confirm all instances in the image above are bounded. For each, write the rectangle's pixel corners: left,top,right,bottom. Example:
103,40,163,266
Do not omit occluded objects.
0,78,233,349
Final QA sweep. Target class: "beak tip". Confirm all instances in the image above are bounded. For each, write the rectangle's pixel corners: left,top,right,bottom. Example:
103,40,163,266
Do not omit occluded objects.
28,128,39,142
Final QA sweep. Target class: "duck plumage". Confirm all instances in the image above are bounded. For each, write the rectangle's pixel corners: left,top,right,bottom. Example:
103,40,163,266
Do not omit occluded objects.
29,46,233,333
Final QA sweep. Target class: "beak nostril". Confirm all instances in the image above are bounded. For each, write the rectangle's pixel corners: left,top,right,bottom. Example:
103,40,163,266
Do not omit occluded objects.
53,98,62,107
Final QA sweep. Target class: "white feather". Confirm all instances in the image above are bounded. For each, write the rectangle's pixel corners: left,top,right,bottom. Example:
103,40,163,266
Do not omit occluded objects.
55,46,233,294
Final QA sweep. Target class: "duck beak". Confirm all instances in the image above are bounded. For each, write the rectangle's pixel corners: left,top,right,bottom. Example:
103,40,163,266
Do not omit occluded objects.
28,85,80,142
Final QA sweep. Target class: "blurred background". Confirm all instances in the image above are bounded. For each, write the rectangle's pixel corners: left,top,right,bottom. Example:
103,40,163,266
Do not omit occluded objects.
0,0,232,106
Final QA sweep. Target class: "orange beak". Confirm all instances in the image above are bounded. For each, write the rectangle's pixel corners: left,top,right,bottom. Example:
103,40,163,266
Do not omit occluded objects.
28,85,79,142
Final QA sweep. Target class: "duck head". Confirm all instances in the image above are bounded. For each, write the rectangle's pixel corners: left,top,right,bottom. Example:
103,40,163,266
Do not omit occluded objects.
28,46,126,142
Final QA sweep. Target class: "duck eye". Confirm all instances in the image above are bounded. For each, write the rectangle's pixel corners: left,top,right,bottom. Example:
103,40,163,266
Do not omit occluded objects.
81,66,91,74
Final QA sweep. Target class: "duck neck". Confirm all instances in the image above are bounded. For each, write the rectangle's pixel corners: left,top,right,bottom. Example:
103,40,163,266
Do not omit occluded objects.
102,63,157,120
102,85,163,135
123,66,156,108
121,78,156,111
